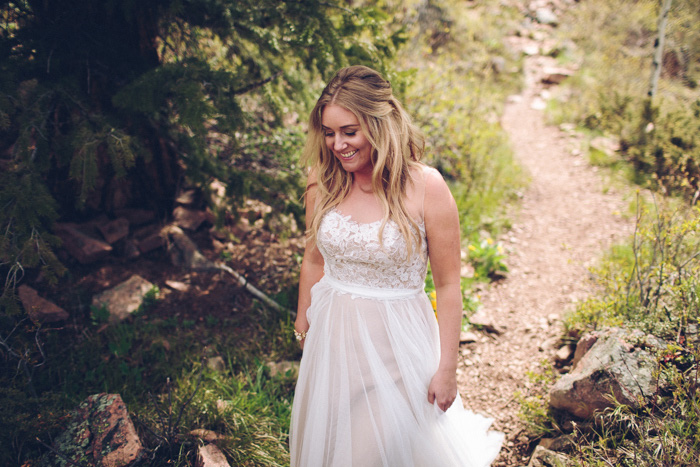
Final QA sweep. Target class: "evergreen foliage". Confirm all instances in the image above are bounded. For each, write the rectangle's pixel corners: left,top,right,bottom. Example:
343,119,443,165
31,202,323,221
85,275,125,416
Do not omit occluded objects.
0,0,400,309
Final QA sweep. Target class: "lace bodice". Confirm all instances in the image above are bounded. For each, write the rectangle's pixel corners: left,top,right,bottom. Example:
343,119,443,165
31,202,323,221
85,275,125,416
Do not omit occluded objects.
317,209,428,290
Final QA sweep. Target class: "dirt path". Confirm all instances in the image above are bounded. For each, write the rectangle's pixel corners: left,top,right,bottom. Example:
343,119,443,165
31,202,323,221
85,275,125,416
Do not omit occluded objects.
455,37,635,466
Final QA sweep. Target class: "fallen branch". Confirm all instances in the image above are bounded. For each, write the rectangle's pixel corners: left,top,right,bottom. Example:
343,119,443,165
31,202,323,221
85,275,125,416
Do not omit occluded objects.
215,262,292,315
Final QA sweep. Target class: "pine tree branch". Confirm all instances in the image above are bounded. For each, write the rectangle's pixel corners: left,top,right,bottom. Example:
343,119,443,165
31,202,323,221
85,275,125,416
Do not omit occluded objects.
317,2,354,14
233,71,283,95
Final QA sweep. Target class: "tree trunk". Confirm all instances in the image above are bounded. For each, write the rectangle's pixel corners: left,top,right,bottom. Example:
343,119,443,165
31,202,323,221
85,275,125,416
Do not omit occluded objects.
648,0,673,99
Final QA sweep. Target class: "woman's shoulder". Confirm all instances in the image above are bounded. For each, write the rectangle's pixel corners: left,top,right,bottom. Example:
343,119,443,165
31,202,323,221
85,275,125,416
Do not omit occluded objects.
408,163,441,183
409,164,448,194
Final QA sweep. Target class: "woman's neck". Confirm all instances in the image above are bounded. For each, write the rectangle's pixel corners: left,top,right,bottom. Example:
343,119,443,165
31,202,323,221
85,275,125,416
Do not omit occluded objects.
352,172,373,193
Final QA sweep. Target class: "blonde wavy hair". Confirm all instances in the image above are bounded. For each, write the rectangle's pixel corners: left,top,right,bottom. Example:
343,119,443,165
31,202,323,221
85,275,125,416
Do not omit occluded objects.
302,65,426,257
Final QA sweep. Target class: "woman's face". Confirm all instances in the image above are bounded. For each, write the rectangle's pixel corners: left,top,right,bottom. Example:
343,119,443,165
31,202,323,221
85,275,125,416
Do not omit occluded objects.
321,104,373,176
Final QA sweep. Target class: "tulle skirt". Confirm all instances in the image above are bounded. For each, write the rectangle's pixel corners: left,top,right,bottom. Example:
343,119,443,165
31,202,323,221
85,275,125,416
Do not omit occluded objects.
290,276,504,467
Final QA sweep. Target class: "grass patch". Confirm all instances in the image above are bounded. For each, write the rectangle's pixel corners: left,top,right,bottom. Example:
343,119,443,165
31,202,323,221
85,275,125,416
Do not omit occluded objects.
0,283,301,465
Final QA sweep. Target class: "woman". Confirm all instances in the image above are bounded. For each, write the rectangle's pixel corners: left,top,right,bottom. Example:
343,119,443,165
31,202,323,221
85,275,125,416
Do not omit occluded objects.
290,65,503,466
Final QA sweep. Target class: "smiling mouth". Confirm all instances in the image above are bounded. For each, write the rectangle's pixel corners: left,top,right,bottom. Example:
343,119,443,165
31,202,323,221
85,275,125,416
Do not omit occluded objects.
339,150,358,160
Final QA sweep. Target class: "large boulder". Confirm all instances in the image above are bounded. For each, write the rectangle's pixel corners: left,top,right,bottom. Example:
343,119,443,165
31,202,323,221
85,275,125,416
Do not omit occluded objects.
43,393,144,466
92,275,155,323
550,328,666,419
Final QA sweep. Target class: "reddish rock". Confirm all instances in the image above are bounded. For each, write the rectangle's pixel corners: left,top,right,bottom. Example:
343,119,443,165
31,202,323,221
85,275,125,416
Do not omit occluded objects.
165,280,189,292
190,429,225,442
459,331,479,343
98,217,130,244
571,332,599,370
266,360,300,378
55,223,113,264
207,356,226,372
92,275,155,323
133,223,161,239
44,393,144,467
173,206,208,231
114,208,156,226
554,343,576,366
18,285,69,323
209,180,227,210
196,444,231,467
469,310,505,335
550,328,666,419
137,232,166,254
527,445,570,467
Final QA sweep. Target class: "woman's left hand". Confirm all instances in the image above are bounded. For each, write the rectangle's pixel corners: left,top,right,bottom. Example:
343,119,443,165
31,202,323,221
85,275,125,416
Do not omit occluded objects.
427,368,458,412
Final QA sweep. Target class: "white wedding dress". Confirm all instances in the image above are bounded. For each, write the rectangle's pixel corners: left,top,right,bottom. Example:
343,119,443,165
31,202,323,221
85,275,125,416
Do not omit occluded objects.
290,206,504,466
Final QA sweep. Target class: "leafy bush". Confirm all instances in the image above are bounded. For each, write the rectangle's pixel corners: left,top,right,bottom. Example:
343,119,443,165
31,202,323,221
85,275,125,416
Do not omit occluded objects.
565,195,699,341
467,238,508,281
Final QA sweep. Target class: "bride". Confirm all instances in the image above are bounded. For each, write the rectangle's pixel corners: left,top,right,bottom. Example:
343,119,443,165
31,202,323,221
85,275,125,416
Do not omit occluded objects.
290,65,503,466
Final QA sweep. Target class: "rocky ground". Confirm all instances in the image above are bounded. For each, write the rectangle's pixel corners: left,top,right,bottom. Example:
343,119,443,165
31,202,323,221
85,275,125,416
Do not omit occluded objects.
455,10,636,467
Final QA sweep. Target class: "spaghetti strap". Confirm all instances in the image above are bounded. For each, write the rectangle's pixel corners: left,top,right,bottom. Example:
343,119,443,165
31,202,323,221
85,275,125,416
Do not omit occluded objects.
419,165,428,224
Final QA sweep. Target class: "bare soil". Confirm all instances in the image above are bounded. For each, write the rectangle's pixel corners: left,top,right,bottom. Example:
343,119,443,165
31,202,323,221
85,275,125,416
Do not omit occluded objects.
454,36,635,466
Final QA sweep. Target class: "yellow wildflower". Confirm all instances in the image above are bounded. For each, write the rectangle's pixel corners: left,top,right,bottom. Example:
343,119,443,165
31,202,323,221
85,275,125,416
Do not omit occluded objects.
486,238,493,245
468,244,476,252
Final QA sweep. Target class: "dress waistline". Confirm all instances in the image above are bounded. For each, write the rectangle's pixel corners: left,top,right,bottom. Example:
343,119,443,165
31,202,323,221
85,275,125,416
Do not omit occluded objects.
320,275,424,300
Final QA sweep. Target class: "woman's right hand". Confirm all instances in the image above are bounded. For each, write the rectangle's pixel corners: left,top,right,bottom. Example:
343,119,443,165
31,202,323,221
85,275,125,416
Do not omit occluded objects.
294,319,309,349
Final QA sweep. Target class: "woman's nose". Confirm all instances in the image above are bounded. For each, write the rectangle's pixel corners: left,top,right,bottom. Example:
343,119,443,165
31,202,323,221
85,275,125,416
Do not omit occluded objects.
334,136,346,152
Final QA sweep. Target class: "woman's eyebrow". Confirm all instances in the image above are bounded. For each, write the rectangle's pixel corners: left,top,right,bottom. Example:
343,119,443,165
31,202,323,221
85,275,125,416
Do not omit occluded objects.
322,124,360,130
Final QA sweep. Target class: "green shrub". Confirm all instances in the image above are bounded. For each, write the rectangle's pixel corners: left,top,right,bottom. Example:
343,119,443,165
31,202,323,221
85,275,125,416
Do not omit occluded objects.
565,195,699,341
467,238,508,281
